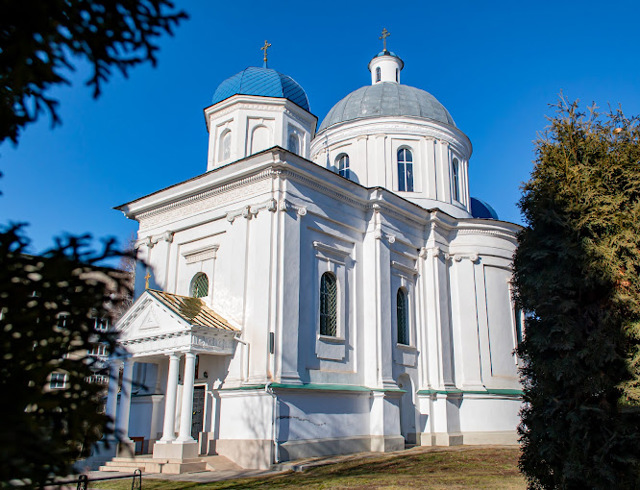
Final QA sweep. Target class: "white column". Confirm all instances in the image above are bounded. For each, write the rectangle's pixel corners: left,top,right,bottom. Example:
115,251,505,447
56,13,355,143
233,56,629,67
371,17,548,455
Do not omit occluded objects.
159,352,181,442
177,352,197,443
116,357,134,443
104,359,122,438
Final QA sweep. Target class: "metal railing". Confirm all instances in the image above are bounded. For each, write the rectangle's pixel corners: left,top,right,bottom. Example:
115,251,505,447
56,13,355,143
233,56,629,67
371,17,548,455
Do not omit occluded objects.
48,468,142,490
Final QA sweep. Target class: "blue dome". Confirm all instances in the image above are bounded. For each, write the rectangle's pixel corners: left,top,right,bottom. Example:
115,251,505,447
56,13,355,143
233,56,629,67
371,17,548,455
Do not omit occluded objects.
318,83,455,132
470,197,499,220
212,67,310,111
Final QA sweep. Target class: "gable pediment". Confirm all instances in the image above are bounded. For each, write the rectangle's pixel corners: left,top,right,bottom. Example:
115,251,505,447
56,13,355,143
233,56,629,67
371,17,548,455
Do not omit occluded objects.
116,292,191,342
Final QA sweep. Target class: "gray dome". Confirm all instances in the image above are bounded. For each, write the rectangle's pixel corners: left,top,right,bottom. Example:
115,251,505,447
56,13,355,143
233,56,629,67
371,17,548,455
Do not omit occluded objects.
318,82,455,132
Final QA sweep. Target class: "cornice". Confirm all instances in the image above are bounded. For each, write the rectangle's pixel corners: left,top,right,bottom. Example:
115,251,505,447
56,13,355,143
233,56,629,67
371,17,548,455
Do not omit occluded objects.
310,116,472,159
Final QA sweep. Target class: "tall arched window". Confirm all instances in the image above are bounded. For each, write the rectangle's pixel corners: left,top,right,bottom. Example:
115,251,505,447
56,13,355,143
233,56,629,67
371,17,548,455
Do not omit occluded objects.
190,273,209,298
376,67,381,82
288,132,300,155
319,272,337,336
336,153,350,180
219,130,231,161
395,68,399,82
452,158,460,202
397,288,409,345
397,148,414,192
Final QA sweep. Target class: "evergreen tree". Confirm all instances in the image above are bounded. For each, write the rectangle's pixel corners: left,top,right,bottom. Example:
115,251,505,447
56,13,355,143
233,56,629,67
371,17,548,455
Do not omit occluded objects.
0,225,132,487
0,0,186,144
514,99,640,488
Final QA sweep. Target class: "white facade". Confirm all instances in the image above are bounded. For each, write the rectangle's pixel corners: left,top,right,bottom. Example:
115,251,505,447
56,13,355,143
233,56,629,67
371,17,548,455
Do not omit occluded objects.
106,49,522,470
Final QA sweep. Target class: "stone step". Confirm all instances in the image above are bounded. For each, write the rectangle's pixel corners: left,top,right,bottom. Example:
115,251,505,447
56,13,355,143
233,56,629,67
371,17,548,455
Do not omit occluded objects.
111,457,164,464
104,461,147,468
100,455,228,475
99,465,145,473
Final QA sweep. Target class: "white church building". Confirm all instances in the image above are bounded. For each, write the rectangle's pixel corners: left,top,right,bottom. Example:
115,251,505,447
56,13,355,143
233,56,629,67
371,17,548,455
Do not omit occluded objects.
104,40,522,471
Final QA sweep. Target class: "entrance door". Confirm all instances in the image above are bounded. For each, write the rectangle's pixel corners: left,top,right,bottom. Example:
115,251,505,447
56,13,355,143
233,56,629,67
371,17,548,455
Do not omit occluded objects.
191,386,205,440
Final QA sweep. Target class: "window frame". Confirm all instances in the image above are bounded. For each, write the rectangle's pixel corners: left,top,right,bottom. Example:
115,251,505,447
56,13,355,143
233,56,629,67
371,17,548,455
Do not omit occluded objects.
376,67,381,82
452,158,461,202
218,129,231,162
288,131,300,155
190,272,209,299
49,372,67,390
336,153,350,180
397,147,414,192
319,271,338,337
396,288,409,345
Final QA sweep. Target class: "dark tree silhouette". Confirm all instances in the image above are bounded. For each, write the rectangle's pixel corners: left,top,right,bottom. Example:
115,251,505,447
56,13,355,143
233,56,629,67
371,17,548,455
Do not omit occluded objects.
0,224,133,486
0,0,187,144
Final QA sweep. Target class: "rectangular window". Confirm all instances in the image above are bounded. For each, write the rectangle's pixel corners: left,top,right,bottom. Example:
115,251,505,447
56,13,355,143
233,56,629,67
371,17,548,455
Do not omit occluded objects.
89,343,108,357
50,373,67,389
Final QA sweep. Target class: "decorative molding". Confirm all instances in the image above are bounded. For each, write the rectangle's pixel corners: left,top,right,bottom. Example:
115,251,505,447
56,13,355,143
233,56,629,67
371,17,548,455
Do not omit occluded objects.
137,170,275,230
225,198,279,223
279,199,307,216
191,334,234,353
449,253,480,263
183,245,219,264
281,170,367,211
313,241,351,263
455,228,519,242
391,260,418,276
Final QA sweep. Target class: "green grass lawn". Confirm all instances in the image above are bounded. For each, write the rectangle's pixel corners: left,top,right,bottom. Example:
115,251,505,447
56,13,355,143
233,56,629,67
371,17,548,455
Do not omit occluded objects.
93,446,525,489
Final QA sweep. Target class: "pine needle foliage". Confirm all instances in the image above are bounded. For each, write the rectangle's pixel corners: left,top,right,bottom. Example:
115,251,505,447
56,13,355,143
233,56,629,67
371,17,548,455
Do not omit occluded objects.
0,224,132,487
0,0,187,144
514,99,640,489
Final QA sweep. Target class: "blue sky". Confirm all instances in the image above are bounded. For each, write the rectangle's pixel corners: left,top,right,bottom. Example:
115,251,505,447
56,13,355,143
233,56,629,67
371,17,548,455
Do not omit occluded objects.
2,0,640,253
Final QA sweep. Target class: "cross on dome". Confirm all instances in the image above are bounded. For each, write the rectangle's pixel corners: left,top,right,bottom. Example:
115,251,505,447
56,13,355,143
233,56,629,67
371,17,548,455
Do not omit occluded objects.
379,28,390,51
261,40,272,68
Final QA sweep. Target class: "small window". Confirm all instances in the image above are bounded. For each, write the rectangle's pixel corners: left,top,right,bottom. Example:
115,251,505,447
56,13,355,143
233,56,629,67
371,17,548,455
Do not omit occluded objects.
376,67,381,82
397,148,414,192
288,132,300,155
319,272,337,336
395,68,399,82
219,130,231,161
190,273,209,298
336,153,350,180
452,158,460,202
397,288,409,345
94,317,109,332
50,373,67,389
89,344,108,357
515,308,524,346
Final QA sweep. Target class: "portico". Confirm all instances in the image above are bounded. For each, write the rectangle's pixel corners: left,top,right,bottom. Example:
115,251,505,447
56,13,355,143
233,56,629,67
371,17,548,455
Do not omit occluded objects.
107,289,238,462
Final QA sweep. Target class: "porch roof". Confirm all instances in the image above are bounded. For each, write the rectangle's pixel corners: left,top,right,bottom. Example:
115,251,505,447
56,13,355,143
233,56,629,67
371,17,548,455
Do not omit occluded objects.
146,289,238,332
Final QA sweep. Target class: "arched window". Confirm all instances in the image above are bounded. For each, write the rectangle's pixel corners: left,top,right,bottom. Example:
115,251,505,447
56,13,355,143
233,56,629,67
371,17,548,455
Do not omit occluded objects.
250,125,270,154
190,273,209,298
452,158,460,202
319,272,337,336
219,130,231,161
397,288,409,345
288,132,300,155
336,153,350,180
376,67,381,83
395,68,399,82
397,148,414,192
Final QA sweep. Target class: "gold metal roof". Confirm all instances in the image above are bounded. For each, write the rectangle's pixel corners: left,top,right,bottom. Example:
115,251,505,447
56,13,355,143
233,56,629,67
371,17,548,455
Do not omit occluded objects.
147,289,238,332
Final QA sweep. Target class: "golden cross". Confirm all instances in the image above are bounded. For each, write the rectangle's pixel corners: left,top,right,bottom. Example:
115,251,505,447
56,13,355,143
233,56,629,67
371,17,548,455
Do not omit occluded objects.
261,40,272,65
379,28,390,51
144,269,151,289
